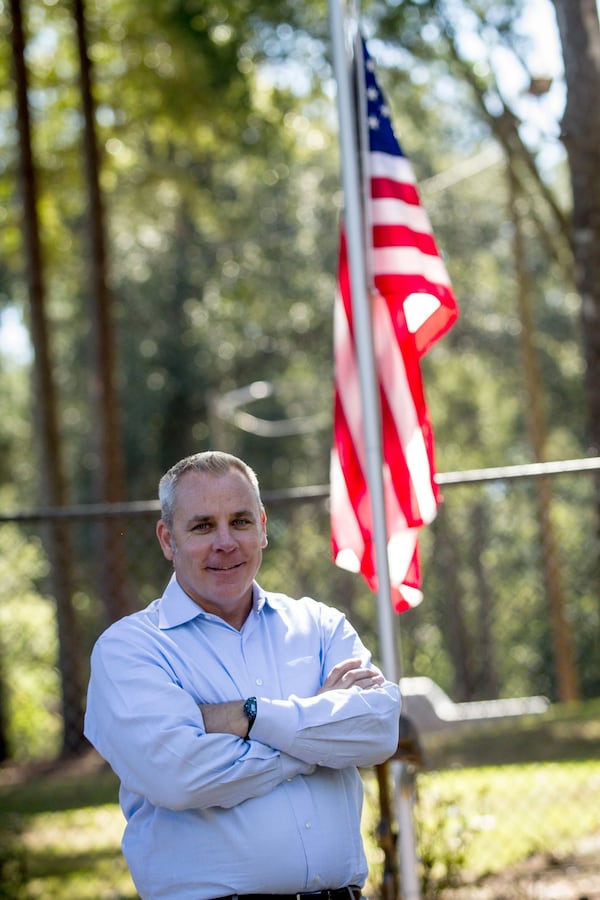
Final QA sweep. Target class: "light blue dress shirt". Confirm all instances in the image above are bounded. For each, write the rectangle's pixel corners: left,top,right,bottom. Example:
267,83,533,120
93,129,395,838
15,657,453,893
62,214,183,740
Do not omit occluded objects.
84,576,400,900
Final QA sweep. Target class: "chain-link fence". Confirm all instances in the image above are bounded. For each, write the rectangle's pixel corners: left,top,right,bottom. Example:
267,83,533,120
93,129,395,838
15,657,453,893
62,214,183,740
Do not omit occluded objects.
1,459,600,898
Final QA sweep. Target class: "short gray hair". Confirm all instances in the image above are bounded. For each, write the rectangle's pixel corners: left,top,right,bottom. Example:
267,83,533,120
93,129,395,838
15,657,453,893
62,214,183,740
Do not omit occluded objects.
158,451,262,528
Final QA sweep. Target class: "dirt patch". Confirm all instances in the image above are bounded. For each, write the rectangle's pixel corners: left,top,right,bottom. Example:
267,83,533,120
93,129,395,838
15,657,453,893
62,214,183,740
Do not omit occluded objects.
440,832,600,899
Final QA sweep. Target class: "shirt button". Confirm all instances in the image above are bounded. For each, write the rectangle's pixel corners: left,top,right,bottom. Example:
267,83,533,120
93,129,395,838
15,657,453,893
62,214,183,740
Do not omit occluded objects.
305,821,312,829
255,678,263,686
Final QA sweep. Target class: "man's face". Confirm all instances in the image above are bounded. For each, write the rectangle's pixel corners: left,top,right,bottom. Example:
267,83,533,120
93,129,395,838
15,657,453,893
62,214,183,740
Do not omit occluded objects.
156,468,267,627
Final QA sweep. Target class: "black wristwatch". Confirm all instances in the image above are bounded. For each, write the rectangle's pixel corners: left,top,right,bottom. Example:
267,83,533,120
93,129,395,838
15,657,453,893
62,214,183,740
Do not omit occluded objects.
243,696,257,739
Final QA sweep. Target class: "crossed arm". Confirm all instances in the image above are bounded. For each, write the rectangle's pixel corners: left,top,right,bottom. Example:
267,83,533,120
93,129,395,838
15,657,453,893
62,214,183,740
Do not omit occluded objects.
86,633,399,810
199,657,386,738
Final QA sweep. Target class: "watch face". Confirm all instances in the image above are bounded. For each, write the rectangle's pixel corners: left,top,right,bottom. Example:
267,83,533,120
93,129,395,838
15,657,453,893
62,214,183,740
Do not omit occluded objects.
244,697,257,736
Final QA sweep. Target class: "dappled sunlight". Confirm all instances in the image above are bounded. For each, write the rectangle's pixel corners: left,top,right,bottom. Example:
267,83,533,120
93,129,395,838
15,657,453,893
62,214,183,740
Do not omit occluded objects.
19,805,138,899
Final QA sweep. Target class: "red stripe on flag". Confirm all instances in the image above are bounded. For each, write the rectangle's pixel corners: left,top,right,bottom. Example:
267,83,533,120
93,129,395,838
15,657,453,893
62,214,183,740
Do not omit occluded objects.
371,177,420,206
373,224,438,255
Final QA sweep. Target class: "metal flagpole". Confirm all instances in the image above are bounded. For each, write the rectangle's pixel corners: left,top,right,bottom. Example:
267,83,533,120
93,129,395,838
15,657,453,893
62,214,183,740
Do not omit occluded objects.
327,1,421,897
327,0,397,686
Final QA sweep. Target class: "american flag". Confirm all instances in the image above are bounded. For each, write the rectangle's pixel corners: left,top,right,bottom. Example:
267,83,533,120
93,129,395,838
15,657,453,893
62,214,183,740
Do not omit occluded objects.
330,37,458,612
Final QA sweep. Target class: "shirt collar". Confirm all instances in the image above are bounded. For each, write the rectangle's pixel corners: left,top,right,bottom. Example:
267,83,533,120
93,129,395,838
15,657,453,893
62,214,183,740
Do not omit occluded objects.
157,575,275,629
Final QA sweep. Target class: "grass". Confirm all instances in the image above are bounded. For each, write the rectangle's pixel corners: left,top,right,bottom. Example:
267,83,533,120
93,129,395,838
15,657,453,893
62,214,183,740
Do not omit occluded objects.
17,806,136,899
416,760,600,881
0,758,136,899
1,701,600,898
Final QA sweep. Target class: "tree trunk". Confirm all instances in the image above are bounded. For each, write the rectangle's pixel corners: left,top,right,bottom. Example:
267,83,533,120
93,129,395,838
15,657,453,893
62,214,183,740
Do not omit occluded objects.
508,162,580,703
73,0,134,623
552,0,600,451
9,0,86,757
552,0,600,601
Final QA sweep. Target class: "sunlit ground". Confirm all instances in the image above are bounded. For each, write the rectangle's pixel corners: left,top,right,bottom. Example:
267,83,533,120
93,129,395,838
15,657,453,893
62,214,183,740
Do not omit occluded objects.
2,761,599,898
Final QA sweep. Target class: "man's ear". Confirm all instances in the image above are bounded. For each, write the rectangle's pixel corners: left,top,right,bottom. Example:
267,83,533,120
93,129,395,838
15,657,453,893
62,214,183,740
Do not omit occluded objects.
260,509,268,549
156,519,175,561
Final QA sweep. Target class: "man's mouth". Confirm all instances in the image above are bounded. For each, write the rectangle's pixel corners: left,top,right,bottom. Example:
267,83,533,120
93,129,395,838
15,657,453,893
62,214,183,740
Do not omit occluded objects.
207,562,243,572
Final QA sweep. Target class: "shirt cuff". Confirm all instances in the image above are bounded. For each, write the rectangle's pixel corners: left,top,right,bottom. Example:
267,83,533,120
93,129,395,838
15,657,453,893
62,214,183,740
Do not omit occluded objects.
250,696,300,753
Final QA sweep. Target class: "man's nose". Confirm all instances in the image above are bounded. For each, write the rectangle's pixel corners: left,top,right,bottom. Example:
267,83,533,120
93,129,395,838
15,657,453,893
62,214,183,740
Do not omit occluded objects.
212,525,238,550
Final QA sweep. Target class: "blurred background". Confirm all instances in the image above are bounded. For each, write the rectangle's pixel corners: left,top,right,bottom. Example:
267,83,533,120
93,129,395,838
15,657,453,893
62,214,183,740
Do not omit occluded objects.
2,0,600,896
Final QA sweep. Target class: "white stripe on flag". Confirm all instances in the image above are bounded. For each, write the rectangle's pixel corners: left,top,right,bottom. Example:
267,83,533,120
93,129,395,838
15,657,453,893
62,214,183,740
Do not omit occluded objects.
373,292,438,522
371,198,432,233
369,151,416,184
373,246,452,285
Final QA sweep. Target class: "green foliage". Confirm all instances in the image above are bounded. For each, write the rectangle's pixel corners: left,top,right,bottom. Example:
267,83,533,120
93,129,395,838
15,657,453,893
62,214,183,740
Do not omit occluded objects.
0,368,35,498
0,525,61,761
416,785,472,895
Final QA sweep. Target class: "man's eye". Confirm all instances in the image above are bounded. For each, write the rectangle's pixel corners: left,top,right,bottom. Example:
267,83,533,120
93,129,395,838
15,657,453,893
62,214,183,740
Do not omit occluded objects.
233,518,252,527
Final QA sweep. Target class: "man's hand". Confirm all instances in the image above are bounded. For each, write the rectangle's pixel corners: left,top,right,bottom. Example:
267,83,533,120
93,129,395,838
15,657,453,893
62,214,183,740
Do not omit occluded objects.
317,658,385,695
199,700,248,738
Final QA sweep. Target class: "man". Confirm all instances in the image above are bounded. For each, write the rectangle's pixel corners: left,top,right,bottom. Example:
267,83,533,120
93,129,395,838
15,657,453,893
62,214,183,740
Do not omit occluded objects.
85,451,400,900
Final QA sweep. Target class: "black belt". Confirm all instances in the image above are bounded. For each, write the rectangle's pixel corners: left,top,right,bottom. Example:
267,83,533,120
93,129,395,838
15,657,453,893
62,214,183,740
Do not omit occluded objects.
215,888,362,900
